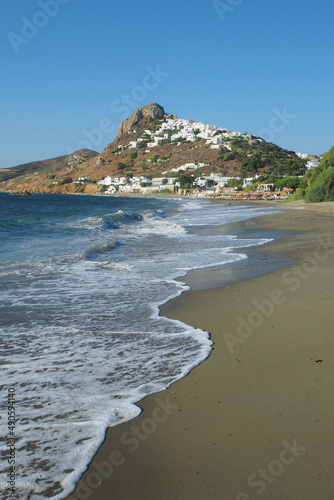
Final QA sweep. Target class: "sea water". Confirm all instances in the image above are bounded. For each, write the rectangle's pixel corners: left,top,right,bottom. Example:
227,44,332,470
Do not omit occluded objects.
0,193,275,499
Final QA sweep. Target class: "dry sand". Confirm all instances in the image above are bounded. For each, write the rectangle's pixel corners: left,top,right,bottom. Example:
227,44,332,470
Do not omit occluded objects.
66,203,334,500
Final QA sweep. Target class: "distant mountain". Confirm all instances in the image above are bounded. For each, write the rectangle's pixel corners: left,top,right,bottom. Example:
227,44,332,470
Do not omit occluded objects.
0,149,98,184
0,104,308,194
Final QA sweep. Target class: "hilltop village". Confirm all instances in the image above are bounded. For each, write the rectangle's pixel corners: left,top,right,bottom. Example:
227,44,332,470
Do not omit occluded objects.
0,103,321,198
72,116,320,200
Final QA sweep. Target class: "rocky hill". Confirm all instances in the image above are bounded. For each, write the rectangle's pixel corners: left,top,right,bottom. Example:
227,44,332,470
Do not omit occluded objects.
0,149,99,192
0,103,308,194
116,103,166,137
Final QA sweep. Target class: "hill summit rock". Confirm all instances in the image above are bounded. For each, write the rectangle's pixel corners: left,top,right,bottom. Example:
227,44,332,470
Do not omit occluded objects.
117,103,166,137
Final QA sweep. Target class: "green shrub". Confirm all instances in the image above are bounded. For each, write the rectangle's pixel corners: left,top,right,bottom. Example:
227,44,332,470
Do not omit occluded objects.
76,184,86,193
282,189,304,203
59,176,72,185
153,188,172,194
304,167,334,203
226,178,243,188
275,177,300,191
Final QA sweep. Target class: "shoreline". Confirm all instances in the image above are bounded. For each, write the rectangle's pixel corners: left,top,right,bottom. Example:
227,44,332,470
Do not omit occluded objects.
66,204,334,500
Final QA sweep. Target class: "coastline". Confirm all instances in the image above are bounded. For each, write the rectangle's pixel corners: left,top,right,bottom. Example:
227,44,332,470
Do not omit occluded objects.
66,204,334,500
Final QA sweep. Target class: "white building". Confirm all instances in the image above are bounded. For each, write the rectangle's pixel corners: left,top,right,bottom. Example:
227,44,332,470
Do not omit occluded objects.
306,160,320,169
152,177,176,187
99,176,114,186
243,176,259,186
297,153,309,159
195,177,208,188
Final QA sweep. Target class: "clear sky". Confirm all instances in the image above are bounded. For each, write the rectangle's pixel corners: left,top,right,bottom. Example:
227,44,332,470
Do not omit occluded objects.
1,0,333,168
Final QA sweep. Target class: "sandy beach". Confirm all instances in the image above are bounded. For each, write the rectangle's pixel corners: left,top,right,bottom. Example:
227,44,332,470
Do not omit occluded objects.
66,202,334,500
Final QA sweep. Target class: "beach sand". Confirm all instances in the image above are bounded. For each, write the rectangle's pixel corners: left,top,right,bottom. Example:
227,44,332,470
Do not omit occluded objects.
66,203,334,500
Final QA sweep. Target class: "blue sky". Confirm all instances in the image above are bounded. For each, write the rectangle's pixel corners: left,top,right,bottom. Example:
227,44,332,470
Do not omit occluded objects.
1,0,333,168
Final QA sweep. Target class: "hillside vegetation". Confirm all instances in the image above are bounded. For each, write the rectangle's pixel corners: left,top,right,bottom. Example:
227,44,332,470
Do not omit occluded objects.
223,137,306,176
281,147,334,203
302,147,334,202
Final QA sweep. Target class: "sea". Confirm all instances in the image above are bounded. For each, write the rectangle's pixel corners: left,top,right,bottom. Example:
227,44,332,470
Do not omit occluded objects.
0,193,276,499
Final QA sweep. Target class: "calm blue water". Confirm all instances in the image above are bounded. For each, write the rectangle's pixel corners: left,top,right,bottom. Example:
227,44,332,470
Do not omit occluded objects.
0,193,274,499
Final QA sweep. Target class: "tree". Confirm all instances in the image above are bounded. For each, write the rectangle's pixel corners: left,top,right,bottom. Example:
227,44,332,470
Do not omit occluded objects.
224,152,236,162
305,166,334,203
316,146,334,173
218,146,229,159
226,178,243,189
59,176,72,185
162,178,168,185
175,173,195,189
301,147,334,201
275,177,300,191
207,179,217,188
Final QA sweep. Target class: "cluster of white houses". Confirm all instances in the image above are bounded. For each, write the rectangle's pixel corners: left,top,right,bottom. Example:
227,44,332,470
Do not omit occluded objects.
126,118,254,152
296,153,321,169
168,162,207,173
92,172,261,195
126,117,323,170
78,155,321,196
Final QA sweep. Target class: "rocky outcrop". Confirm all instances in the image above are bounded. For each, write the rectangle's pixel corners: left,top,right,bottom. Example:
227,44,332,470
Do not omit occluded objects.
94,157,106,168
67,149,99,170
117,103,165,137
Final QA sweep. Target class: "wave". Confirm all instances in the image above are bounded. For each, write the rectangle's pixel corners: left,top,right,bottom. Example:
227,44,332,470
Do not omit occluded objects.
82,240,118,260
131,212,187,237
75,210,145,232
75,209,187,243
97,262,134,272
101,210,143,229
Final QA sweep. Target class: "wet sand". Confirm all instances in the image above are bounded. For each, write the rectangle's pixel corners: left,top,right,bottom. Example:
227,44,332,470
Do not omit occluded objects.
66,203,334,500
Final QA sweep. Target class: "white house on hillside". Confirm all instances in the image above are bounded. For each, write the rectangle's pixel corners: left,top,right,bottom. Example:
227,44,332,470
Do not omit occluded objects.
306,160,320,169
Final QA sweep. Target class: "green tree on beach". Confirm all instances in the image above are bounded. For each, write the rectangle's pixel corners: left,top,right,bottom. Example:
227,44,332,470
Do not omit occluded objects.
304,147,334,202
226,178,243,188
305,166,334,203
275,177,300,191
174,173,195,189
